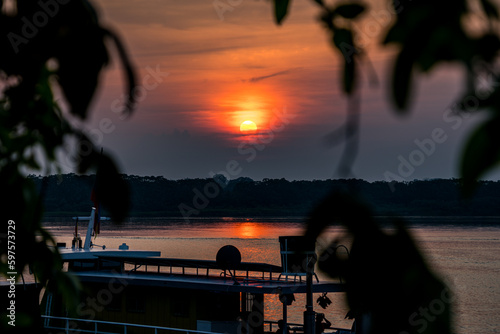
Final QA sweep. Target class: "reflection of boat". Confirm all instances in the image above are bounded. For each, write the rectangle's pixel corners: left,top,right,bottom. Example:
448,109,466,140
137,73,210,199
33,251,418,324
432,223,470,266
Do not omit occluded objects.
40,208,354,334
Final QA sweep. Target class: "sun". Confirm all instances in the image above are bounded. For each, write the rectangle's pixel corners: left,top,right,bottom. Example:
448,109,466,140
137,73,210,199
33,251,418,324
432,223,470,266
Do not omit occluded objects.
240,120,257,132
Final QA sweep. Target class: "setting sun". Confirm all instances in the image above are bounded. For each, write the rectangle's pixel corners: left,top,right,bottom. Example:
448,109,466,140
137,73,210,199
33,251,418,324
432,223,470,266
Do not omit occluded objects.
240,120,258,132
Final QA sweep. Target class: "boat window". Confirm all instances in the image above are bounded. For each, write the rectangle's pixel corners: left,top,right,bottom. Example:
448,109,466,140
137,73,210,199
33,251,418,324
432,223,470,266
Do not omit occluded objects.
69,261,97,271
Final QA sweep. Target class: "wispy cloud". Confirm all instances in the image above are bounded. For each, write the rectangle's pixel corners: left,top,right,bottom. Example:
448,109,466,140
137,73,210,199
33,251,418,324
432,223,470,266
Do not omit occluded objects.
247,68,302,82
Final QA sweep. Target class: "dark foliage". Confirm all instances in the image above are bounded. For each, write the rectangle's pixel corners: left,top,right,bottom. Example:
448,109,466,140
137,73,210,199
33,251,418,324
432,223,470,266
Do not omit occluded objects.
305,191,452,334
0,1,136,331
273,1,500,332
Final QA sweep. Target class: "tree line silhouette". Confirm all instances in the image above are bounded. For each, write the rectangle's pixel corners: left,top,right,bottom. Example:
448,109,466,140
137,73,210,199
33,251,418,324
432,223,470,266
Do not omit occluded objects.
33,174,500,219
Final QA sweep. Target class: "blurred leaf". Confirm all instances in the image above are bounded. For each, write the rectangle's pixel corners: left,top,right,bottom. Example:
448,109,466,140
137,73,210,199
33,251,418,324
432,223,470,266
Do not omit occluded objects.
305,190,374,240
319,10,335,30
333,28,353,51
392,49,413,112
480,0,499,19
57,28,108,119
475,76,500,111
104,29,137,117
383,4,431,46
332,28,358,95
76,134,99,174
74,138,131,222
94,153,131,222
415,26,450,72
383,22,404,45
343,56,356,94
24,154,40,170
333,3,365,19
49,270,81,316
477,33,500,63
274,0,291,24
460,116,500,195
306,191,451,334
0,0,136,326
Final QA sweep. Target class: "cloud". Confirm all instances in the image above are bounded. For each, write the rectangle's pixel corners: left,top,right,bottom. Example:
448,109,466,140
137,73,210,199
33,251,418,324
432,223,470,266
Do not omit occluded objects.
247,68,302,83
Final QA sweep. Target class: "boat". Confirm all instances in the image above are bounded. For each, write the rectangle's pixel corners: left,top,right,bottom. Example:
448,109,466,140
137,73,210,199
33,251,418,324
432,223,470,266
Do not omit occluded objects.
38,208,355,334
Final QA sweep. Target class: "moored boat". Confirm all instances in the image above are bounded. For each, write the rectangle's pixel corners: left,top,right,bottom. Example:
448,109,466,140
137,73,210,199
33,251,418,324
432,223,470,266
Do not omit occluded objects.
40,208,355,334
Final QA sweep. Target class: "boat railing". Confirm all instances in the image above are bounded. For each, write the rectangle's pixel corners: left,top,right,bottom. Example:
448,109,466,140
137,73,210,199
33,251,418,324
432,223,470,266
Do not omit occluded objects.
127,264,278,281
41,315,225,334
264,320,353,334
264,320,304,334
96,256,284,281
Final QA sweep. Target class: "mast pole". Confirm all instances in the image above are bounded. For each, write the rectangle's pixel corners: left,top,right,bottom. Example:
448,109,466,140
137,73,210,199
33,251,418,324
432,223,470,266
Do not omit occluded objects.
304,257,315,334
83,207,96,250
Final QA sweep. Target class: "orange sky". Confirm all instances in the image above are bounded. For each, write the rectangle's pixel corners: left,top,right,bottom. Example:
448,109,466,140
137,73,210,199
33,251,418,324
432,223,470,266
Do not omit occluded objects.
64,0,500,182
94,0,338,135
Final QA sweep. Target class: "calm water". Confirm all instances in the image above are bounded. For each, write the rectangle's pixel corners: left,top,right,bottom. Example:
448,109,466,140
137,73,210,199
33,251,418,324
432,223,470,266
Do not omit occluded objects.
43,218,500,334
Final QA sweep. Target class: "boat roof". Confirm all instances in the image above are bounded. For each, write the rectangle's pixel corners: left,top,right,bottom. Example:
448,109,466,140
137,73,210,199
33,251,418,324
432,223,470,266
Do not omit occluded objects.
74,269,344,295
97,255,283,273
59,248,161,260
66,254,344,295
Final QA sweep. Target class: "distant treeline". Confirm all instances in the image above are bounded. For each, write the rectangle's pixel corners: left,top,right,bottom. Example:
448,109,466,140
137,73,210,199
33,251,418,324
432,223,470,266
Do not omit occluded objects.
30,174,500,219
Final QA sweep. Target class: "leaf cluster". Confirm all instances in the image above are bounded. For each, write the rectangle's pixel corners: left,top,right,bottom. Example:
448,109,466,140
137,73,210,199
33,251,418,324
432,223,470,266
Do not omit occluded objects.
0,0,136,327
274,0,500,192
304,191,452,334
272,1,500,332
382,0,500,193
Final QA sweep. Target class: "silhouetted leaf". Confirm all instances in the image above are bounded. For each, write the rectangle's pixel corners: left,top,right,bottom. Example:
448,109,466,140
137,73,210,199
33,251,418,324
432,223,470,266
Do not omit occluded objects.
45,269,81,317
305,190,374,240
94,153,131,222
392,49,413,112
344,57,356,94
0,0,137,328
333,3,365,19
477,33,500,63
382,2,430,46
332,29,357,63
333,28,353,51
306,191,452,334
274,0,291,24
383,23,404,45
460,116,500,195
319,10,335,30
415,26,450,72
57,27,109,119
480,0,499,19
75,135,99,174
332,28,358,94
104,28,137,117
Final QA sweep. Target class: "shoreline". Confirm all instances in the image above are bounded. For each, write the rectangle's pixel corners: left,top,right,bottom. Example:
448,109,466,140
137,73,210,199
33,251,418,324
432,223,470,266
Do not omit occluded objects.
40,215,500,227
